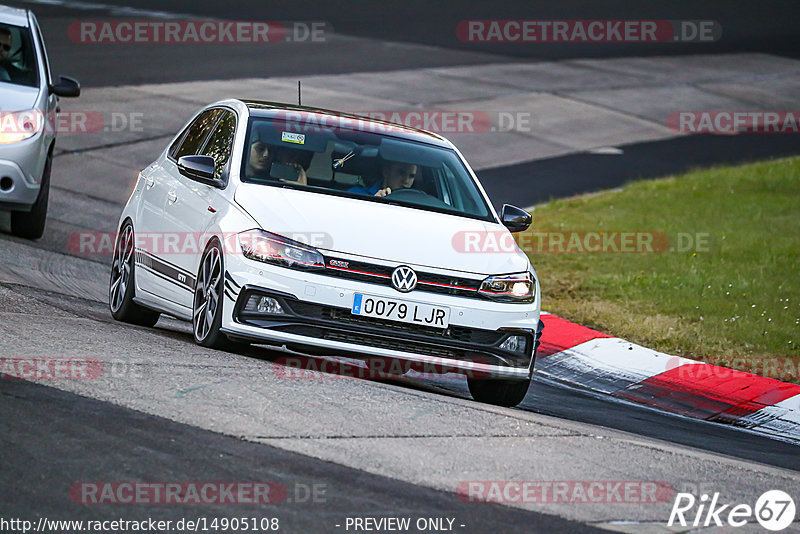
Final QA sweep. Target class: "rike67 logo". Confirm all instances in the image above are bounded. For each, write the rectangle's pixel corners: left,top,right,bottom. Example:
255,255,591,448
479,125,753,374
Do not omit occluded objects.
669,490,796,531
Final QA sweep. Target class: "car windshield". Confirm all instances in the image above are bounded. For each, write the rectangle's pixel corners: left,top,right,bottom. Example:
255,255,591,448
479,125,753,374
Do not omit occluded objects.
0,23,39,87
240,115,493,221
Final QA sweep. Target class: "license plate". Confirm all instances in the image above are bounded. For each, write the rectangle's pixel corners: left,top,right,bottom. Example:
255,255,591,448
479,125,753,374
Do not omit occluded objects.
351,294,450,329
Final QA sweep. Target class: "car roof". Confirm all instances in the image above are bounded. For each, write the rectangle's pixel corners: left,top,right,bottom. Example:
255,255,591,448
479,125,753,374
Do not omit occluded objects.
242,100,452,148
0,5,30,27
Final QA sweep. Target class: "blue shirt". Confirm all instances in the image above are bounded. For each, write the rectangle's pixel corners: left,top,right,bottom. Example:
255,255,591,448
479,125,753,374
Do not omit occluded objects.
348,182,381,196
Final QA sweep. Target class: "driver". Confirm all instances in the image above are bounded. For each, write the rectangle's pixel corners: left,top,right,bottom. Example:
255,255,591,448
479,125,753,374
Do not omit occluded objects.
349,160,417,197
0,27,22,83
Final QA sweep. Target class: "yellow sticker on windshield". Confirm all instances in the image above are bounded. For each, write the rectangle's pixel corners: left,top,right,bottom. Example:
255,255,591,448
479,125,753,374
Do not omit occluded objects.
281,132,305,144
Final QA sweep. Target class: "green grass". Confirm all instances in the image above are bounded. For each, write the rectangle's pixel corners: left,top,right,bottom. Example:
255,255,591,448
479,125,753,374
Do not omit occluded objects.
520,157,800,380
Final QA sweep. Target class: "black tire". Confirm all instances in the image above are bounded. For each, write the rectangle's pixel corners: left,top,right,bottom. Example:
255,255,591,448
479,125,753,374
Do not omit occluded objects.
11,153,51,240
468,376,531,407
108,222,160,327
193,240,242,350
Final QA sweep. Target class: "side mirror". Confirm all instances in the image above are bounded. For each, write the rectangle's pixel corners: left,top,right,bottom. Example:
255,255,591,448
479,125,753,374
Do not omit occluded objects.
50,76,81,98
501,204,532,233
177,155,224,188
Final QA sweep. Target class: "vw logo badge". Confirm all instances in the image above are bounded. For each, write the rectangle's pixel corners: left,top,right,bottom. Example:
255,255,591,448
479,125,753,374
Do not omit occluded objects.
391,265,417,293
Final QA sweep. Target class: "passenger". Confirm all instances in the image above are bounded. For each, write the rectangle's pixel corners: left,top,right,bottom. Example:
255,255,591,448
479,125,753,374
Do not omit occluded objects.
349,161,417,197
245,136,272,180
244,127,308,186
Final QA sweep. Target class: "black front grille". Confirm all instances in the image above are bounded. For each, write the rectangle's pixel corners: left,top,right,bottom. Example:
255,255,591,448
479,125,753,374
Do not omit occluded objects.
319,256,483,299
276,326,467,360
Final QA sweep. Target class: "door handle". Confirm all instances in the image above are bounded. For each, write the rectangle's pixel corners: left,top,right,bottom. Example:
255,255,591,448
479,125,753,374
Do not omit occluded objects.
167,191,178,204
144,176,154,189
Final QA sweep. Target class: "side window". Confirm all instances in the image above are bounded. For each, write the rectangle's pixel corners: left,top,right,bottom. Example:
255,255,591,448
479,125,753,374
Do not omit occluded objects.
0,24,39,87
173,109,223,160
168,130,186,159
200,111,236,180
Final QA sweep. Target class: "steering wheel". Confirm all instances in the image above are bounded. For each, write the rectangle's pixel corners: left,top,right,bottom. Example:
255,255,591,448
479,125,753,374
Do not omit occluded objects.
384,188,427,199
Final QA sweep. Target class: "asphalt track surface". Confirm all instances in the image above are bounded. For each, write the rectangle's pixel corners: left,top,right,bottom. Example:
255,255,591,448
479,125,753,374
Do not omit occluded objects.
1,1,799,531
2,379,602,533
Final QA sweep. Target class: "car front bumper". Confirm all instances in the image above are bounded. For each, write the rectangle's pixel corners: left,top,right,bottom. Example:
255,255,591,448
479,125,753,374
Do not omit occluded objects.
221,261,541,379
0,159,41,210
0,135,47,211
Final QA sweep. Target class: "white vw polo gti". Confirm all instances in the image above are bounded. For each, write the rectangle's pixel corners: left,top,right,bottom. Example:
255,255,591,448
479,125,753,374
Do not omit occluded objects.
110,100,542,406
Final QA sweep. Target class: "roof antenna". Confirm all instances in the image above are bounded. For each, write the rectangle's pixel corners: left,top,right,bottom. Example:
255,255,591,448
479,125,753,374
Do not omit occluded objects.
298,80,302,107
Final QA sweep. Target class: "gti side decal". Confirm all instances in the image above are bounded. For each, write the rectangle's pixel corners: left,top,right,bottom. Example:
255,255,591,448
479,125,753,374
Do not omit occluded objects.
135,249,196,292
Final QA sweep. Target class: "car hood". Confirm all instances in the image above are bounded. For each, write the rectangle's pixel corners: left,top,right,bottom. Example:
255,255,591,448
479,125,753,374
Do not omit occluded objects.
0,83,40,111
234,184,531,276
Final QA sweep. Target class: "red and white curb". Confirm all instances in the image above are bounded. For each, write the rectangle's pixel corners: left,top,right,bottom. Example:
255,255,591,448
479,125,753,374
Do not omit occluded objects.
536,314,800,444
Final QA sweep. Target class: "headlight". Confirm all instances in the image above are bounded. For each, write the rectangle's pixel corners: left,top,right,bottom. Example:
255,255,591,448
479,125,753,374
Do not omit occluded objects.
0,110,43,144
238,230,324,270
479,272,535,302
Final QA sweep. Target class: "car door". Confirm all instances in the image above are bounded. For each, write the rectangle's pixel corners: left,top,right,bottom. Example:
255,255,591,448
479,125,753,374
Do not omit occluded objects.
139,108,222,303
165,109,237,308
132,160,168,297
159,108,233,306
